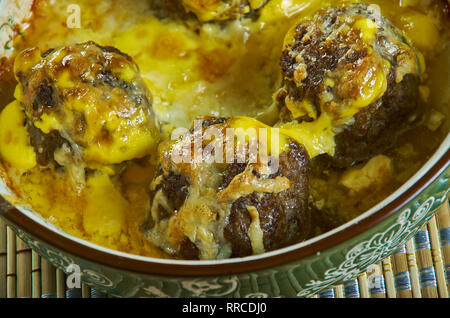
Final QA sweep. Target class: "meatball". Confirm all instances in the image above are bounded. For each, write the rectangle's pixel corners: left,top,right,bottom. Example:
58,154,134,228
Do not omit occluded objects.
13,42,159,172
277,3,424,167
180,0,248,21
143,116,310,260
154,0,255,22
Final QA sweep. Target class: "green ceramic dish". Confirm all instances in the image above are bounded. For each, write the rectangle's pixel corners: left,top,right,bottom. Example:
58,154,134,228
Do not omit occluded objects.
0,133,448,297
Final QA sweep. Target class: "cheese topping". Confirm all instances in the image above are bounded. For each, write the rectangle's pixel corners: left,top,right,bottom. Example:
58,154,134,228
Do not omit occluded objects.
353,17,378,43
217,164,290,202
246,205,265,255
0,101,37,169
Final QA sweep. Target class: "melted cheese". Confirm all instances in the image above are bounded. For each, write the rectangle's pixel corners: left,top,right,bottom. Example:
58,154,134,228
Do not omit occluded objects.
339,154,393,195
396,10,439,52
112,17,281,130
0,100,36,169
83,173,127,238
182,0,249,21
342,57,390,115
228,115,335,159
13,45,160,167
353,17,378,43
246,205,265,255
278,114,336,157
228,116,291,156
217,164,290,202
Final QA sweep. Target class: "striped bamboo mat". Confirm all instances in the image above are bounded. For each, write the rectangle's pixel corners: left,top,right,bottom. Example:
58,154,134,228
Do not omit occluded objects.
0,201,449,298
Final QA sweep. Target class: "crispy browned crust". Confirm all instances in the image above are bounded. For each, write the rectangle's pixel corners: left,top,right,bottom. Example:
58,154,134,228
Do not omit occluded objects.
146,117,311,259
150,0,249,21
181,0,248,21
223,142,310,257
27,125,67,167
14,41,155,167
332,73,421,167
16,42,150,125
278,3,423,167
153,171,190,220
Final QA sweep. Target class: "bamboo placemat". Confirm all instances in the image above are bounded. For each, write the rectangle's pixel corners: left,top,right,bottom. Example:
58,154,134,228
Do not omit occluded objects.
0,201,449,298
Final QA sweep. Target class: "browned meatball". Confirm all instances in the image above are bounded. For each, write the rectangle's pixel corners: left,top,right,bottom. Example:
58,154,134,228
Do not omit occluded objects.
152,0,250,21
277,3,424,167
223,141,310,257
143,116,310,260
13,41,159,171
181,0,247,21
332,74,421,167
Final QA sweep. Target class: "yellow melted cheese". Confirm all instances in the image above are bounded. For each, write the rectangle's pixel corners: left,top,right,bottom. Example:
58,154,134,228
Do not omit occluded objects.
229,115,336,158
0,100,36,170
13,46,159,167
353,17,378,43
83,173,127,238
